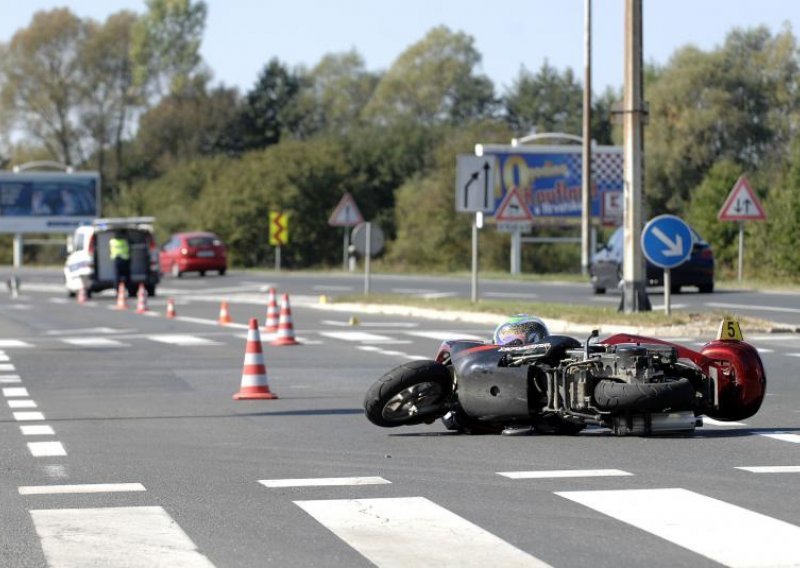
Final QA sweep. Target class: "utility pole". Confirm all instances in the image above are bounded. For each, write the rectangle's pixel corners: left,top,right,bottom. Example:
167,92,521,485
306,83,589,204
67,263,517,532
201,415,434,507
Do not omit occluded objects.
620,0,651,312
581,0,592,276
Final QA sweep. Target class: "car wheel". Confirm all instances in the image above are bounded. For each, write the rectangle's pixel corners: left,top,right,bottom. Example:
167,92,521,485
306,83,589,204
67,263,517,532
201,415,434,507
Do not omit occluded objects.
199,270,206,277
670,284,681,295
219,268,226,276
593,286,606,295
698,282,714,294
171,263,181,278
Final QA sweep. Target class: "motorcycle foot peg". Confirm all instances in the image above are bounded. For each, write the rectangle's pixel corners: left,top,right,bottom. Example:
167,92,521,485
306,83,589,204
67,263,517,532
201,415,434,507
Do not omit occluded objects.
501,426,534,436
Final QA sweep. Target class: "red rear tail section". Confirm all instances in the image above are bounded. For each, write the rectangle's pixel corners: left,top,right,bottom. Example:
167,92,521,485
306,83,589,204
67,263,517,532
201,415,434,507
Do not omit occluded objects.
700,340,766,421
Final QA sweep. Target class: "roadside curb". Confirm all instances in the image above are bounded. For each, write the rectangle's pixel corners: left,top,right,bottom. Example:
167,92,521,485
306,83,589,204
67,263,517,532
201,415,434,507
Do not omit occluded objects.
302,301,795,338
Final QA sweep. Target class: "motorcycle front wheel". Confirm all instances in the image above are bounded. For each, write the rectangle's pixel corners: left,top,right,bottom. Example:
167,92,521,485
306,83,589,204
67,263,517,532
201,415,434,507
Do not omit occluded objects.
364,360,452,427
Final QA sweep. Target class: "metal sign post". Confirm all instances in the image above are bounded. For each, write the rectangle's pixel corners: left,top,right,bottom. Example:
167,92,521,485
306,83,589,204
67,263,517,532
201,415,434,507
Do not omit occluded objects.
471,213,481,303
364,222,372,295
328,193,364,271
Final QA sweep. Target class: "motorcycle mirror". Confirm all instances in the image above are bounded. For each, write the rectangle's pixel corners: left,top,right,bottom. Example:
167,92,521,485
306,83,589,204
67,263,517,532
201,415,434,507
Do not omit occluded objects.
585,329,600,359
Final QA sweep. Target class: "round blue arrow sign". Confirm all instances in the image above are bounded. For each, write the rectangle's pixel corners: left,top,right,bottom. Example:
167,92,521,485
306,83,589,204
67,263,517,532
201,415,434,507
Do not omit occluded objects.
641,214,693,269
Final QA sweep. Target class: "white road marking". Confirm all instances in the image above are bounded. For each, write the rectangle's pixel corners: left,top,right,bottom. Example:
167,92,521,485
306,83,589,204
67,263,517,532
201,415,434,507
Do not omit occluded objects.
30,506,215,567
0,353,9,361
20,483,146,495
498,469,633,479
0,363,16,371
706,301,800,314
147,334,223,346
0,374,22,383
420,291,458,299
760,432,800,444
174,315,248,329
557,487,800,567
43,465,69,480
259,476,390,488
8,400,37,409
13,411,44,421
320,331,395,343
756,347,775,353
787,353,800,358
3,387,28,397
406,330,485,341
313,285,353,291
62,337,127,347
484,292,539,299
20,425,55,436
295,496,551,568
735,466,800,473
45,327,130,336
49,298,69,304
28,441,66,457
405,355,430,360
0,340,33,348
701,417,747,427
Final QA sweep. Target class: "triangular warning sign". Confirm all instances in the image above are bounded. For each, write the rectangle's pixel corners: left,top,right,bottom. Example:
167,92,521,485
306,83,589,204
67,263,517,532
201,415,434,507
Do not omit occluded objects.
494,187,533,222
328,193,364,227
718,176,766,221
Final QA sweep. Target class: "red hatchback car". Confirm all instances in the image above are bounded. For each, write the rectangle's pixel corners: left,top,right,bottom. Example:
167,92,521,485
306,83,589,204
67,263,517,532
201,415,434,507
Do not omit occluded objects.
159,231,227,277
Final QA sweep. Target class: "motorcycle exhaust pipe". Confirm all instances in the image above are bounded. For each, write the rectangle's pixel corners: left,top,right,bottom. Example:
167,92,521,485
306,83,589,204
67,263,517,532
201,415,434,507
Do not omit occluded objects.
611,411,697,436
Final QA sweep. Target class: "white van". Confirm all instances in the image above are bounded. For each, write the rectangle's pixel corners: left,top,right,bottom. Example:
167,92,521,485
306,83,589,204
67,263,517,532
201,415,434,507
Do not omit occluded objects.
64,217,160,298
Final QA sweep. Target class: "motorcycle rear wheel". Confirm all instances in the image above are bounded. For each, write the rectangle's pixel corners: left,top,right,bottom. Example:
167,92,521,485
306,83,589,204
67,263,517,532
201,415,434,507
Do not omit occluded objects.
593,378,694,412
364,360,452,427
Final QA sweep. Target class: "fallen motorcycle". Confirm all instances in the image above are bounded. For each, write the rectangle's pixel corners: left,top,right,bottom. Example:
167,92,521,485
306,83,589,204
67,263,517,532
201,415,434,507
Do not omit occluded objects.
363,317,765,436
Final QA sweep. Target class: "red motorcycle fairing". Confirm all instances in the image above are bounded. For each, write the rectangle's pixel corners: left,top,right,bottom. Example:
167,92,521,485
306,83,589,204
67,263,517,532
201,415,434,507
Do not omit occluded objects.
601,333,766,422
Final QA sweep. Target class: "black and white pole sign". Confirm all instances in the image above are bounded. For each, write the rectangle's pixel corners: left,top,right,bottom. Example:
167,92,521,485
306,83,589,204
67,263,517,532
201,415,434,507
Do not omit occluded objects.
455,155,496,213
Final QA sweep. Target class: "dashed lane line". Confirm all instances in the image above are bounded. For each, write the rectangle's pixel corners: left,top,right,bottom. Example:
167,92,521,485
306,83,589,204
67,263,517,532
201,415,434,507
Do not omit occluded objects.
735,466,800,473
20,425,55,436
760,432,800,444
0,374,21,383
8,400,38,409
28,441,66,457
19,483,146,495
3,386,29,397
146,334,224,347
259,476,391,488
706,301,800,314
497,469,633,479
13,411,45,421
0,340,33,348
61,338,128,348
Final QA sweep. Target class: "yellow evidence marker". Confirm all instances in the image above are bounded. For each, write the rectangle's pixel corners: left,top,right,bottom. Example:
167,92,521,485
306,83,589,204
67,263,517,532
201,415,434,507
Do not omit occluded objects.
716,317,744,341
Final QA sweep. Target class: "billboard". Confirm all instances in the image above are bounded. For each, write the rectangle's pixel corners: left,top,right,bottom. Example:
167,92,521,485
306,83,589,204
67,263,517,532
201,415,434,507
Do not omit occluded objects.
0,171,100,233
475,145,623,225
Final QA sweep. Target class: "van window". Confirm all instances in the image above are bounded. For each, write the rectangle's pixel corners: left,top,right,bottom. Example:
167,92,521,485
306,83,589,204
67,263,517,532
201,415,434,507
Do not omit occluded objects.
74,233,85,250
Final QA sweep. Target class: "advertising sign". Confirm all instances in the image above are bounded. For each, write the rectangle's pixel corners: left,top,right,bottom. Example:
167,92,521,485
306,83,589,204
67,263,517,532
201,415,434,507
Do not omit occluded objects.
0,171,100,233
472,145,623,224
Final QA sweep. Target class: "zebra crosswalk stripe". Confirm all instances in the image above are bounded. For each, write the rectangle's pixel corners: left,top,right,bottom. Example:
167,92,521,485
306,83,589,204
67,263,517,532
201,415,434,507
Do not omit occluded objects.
295,496,551,567
30,506,215,567
557,487,800,567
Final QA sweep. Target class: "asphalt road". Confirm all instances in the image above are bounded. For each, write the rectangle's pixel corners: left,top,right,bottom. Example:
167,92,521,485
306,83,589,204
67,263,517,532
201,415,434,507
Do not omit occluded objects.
1,269,799,567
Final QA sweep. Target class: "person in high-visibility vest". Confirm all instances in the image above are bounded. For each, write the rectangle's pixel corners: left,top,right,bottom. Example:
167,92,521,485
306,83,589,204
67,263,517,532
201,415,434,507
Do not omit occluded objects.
109,230,131,290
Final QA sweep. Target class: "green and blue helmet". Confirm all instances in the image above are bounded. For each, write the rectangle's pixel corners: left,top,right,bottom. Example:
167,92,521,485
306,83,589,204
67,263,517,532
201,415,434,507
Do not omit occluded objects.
493,314,549,346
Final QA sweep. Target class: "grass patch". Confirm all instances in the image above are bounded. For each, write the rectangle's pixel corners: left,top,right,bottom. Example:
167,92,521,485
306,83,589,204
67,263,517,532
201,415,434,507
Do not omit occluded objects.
334,293,778,330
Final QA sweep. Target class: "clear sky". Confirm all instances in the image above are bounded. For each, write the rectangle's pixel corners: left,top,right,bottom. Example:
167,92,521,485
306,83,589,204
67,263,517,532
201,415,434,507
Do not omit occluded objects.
1,0,798,95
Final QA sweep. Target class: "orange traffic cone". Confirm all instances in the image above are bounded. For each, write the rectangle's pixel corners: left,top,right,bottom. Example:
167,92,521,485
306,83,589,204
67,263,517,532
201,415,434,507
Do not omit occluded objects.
264,287,279,332
166,298,176,319
115,282,128,310
77,284,87,304
234,318,278,400
270,293,299,346
218,300,232,325
135,283,149,314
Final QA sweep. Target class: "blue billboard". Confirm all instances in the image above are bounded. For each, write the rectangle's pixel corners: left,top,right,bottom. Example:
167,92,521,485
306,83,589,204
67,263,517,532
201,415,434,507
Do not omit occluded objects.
481,145,623,224
0,171,100,233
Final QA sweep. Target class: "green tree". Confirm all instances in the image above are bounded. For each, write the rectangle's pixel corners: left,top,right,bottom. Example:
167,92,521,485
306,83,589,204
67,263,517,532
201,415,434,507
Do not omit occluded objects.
79,11,139,178
131,0,208,98
240,58,302,150
363,26,496,125
0,8,87,164
134,79,242,173
645,26,800,213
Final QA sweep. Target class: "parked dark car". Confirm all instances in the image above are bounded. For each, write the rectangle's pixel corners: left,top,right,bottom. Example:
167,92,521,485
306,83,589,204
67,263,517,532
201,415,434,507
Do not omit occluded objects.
590,225,714,294
159,231,227,277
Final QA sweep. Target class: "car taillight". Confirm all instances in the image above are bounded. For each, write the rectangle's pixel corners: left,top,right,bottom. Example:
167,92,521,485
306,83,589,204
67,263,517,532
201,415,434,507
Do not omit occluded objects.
698,248,714,260
181,248,188,256
88,235,95,254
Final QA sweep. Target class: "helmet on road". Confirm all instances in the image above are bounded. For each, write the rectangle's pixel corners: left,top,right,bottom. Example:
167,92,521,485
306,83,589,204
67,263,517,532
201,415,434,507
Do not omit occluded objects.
493,315,549,346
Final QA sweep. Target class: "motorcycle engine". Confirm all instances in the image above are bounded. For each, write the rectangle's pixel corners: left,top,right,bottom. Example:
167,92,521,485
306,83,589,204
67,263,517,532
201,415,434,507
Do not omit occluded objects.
592,343,677,382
